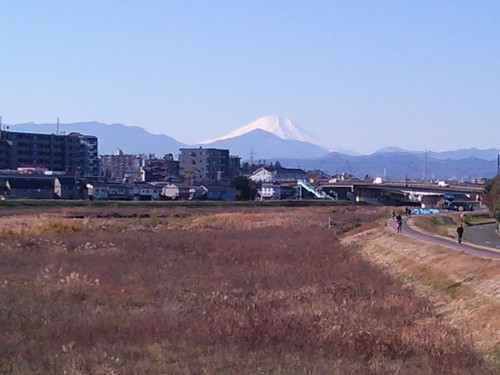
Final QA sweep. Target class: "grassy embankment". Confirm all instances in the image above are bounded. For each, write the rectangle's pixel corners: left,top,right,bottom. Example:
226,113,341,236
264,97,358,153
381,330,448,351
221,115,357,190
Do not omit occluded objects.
343,213,500,369
411,214,460,239
0,206,496,374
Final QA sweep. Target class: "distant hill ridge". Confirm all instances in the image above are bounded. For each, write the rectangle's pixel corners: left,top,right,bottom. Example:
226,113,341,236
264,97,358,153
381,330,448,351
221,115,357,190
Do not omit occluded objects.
374,147,500,161
6,119,499,180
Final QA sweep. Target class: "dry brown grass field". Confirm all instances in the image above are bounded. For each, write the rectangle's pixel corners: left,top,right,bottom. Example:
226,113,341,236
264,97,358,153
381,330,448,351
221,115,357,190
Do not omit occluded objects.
0,206,497,374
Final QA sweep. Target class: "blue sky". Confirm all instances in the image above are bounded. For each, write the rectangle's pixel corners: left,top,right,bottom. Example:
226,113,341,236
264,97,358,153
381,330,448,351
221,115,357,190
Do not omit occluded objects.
1,1,499,154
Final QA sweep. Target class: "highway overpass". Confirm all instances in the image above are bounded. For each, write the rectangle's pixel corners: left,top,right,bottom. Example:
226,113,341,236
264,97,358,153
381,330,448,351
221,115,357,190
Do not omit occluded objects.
318,181,484,205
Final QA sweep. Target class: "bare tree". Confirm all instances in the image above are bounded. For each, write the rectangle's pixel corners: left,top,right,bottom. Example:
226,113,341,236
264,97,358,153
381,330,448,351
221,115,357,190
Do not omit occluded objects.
483,176,500,222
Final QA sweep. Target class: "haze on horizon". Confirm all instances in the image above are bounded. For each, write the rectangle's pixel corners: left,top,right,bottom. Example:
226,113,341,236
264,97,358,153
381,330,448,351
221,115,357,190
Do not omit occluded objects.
1,1,499,154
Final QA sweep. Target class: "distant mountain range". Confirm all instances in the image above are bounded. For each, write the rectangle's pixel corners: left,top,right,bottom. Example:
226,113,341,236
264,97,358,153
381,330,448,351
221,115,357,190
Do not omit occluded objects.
6,117,499,180
282,151,498,181
373,147,500,161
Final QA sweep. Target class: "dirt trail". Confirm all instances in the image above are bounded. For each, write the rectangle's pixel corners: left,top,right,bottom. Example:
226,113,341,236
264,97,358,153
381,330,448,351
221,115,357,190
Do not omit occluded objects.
342,222,500,355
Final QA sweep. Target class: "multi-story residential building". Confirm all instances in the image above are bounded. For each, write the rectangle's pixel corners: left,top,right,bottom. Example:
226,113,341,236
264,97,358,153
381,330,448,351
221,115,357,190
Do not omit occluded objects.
100,149,143,182
179,147,238,185
0,129,99,178
140,153,180,182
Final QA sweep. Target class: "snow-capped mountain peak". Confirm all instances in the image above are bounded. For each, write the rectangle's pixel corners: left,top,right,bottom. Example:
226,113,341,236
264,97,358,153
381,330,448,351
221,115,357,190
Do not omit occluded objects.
199,115,324,147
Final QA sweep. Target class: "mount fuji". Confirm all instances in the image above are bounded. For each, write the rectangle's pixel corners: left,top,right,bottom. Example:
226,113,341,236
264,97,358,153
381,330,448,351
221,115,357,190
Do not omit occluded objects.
200,116,325,146
198,116,329,159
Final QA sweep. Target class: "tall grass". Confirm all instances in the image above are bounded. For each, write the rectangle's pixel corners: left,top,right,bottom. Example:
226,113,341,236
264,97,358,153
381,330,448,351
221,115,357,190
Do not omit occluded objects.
0,207,494,374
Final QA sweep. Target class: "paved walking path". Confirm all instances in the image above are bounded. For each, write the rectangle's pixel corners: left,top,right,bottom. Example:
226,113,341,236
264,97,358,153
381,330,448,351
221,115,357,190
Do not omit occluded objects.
388,217,500,260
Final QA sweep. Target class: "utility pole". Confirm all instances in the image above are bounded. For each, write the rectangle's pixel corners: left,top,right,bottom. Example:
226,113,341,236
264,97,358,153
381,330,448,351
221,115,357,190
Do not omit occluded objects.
249,149,255,166
423,150,428,181
497,154,499,176
405,162,413,182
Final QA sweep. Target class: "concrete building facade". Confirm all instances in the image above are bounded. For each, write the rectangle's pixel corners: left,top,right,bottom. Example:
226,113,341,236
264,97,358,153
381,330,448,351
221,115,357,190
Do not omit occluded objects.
179,147,233,185
0,129,99,178
100,149,143,182
140,153,180,182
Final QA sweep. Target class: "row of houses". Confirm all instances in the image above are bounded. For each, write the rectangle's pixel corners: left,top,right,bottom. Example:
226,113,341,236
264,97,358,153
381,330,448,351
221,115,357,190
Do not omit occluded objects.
0,172,238,201
88,181,237,201
0,163,334,201
0,174,85,200
88,179,307,202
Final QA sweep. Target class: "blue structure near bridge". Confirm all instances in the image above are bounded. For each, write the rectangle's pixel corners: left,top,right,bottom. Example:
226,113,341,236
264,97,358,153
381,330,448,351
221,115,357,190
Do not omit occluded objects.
297,179,335,200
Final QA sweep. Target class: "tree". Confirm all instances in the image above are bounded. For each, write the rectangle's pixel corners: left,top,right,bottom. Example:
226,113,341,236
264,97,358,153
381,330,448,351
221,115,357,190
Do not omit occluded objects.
483,176,500,222
230,176,257,201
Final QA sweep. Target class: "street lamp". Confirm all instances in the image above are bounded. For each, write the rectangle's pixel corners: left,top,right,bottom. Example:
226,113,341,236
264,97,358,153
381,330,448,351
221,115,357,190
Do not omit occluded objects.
345,160,352,175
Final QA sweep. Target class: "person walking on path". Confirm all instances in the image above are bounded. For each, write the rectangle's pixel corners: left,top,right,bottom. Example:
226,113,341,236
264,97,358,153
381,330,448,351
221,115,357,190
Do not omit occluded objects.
456,223,464,244
396,214,403,233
